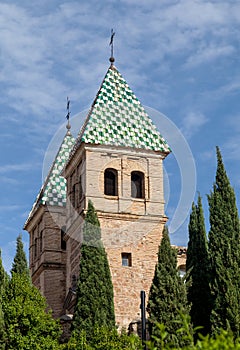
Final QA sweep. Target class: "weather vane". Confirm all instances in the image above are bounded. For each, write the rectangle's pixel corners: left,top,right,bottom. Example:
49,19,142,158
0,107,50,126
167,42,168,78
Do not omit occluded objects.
66,96,71,132
109,29,115,64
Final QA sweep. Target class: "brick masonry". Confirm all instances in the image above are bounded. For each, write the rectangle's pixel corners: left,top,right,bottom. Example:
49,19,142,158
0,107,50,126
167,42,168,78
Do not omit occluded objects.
63,144,169,328
25,143,186,329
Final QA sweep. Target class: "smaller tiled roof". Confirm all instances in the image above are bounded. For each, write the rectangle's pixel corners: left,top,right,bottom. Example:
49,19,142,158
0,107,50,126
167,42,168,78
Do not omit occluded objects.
40,133,75,206
76,65,171,153
24,131,75,226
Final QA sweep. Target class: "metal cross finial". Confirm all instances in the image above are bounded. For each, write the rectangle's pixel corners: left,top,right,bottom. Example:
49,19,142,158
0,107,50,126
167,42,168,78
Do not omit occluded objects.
109,29,115,64
66,96,71,133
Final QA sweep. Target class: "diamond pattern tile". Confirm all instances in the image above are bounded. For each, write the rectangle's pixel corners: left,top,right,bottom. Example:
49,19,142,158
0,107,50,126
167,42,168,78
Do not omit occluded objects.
40,133,75,206
78,66,171,152
25,64,170,227
26,132,75,222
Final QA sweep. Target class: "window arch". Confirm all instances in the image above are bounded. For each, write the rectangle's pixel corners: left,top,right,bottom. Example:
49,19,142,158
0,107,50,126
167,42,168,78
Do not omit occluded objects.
131,171,145,199
104,168,118,196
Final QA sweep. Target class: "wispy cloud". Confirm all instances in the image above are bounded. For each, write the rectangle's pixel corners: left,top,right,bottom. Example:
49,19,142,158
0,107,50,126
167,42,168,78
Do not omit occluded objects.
181,111,208,139
0,205,22,211
0,0,239,126
0,0,239,253
224,135,240,161
198,150,215,162
0,176,20,185
184,45,235,68
0,162,41,174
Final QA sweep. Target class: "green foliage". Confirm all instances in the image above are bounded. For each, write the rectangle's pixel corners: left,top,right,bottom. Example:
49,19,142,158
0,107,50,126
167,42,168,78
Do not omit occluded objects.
72,200,115,337
148,226,190,348
0,250,7,349
208,147,240,336
146,312,240,350
65,326,142,350
186,195,211,336
11,234,30,278
2,273,61,350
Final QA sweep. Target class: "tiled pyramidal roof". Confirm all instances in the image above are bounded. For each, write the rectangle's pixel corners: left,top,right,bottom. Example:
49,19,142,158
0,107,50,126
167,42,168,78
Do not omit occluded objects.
40,133,75,206
26,63,171,226
28,132,75,217
77,65,171,152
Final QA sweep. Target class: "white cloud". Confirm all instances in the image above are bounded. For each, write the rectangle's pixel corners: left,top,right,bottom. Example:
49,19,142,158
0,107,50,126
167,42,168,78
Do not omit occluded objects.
224,135,240,161
0,162,41,174
0,204,22,211
184,44,235,68
0,0,239,253
181,111,208,139
0,0,238,131
198,150,215,162
0,176,20,185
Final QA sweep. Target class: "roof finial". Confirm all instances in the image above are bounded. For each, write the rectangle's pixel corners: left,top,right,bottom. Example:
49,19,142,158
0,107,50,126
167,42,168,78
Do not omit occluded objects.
109,29,115,65
66,96,71,135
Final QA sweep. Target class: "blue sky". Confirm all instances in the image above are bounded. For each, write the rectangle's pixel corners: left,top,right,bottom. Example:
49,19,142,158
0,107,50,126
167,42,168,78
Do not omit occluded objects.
0,0,240,272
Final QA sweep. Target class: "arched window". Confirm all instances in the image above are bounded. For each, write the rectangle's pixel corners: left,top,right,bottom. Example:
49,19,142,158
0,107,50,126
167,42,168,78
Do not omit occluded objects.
104,168,118,196
131,171,145,199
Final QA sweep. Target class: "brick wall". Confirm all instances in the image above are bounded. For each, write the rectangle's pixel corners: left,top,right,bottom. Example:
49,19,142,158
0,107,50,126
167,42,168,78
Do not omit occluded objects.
64,144,168,328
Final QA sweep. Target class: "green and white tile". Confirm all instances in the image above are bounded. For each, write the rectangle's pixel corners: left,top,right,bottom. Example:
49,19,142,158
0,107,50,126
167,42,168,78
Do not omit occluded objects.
78,66,171,153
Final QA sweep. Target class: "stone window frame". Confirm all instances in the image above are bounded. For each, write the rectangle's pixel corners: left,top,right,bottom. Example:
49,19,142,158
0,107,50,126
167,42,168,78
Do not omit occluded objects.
39,230,43,253
131,171,145,199
61,226,67,251
121,252,132,267
32,225,39,261
104,168,118,196
78,174,83,202
34,237,38,259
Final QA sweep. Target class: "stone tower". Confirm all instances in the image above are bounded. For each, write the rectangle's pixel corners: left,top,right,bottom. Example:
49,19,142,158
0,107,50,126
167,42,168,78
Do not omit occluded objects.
24,58,171,329
62,61,171,328
24,128,75,318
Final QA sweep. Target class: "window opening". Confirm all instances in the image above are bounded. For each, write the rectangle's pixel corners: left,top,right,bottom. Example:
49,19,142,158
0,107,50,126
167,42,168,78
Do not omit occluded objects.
79,175,83,201
34,238,37,258
71,184,76,207
39,231,43,252
104,168,118,196
121,252,132,267
131,171,145,198
61,226,67,250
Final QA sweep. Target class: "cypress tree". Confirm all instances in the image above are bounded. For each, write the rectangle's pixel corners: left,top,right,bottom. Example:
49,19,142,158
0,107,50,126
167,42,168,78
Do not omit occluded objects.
72,200,115,337
11,234,29,277
0,250,6,349
148,225,190,347
208,146,240,336
186,195,211,336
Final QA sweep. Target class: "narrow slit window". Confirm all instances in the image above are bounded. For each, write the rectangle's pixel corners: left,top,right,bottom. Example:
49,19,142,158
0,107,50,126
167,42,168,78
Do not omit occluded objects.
79,175,83,201
61,226,66,251
121,252,132,267
34,238,37,258
131,171,145,198
71,184,76,207
104,168,118,196
39,231,43,252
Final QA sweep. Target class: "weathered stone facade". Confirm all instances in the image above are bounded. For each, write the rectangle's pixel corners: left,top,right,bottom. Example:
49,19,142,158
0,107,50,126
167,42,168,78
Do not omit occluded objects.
24,61,186,330
63,143,168,327
24,206,67,318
